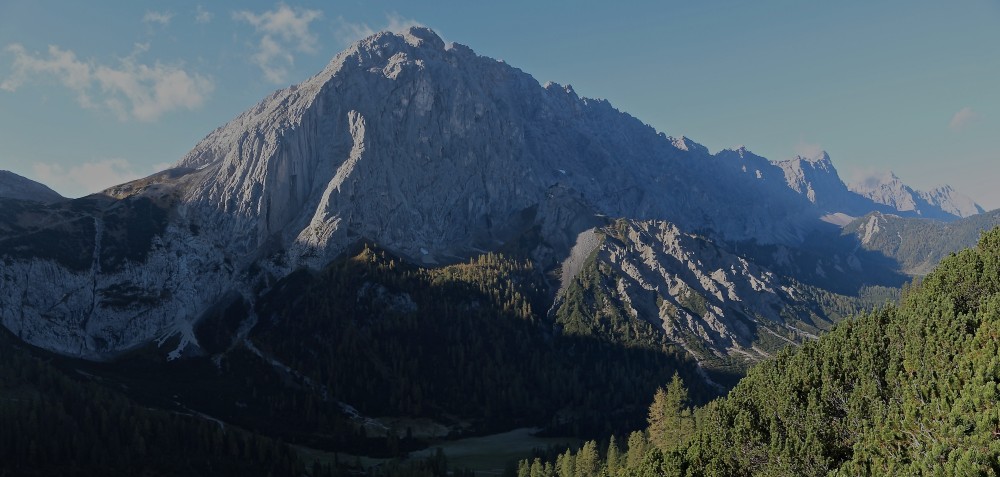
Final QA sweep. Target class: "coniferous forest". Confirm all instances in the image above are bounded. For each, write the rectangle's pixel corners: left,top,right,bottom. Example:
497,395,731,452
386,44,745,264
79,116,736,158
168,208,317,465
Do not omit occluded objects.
519,227,1000,476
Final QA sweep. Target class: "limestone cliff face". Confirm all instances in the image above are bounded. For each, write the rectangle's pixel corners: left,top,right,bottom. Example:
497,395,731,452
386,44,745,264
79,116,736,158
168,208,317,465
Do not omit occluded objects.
555,219,838,363
174,27,826,270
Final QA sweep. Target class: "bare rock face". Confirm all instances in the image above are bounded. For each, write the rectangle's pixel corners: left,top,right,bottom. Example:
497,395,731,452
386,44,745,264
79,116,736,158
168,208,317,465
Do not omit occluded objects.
919,185,984,218
773,152,883,217
556,219,838,364
0,193,234,357
0,170,63,203
175,27,833,270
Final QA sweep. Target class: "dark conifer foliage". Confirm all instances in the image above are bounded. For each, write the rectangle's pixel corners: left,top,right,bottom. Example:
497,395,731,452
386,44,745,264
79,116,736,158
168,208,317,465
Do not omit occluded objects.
521,227,1000,476
249,244,712,439
0,330,306,476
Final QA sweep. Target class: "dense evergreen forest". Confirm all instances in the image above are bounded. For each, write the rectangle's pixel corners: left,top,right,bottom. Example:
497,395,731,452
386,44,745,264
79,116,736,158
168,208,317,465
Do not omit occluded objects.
0,243,714,473
0,327,482,476
247,244,713,440
521,227,1000,475
0,329,309,476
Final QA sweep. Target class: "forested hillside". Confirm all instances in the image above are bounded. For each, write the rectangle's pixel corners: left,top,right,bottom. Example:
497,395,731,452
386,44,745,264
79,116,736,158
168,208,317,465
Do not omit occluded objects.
522,227,1000,476
843,209,1000,275
248,245,713,439
0,329,309,476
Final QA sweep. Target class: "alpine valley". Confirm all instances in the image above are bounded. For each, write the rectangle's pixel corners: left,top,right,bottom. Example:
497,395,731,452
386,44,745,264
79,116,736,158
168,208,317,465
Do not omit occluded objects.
1,27,997,476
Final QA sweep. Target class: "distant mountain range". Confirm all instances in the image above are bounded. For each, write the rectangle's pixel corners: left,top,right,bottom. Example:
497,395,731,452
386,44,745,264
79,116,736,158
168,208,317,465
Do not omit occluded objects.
849,171,983,220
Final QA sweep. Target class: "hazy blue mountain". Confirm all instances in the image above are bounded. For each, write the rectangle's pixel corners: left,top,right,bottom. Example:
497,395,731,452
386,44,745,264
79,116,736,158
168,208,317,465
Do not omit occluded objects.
0,169,62,203
850,171,984,220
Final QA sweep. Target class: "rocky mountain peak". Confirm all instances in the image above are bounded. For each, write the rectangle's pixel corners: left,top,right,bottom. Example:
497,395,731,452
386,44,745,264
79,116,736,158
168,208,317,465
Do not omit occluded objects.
668,136,709,155
776,151,849,206
790,150,833,167
170,27,845,272
398,26,446,49
920,184,985,218
849,171,984,220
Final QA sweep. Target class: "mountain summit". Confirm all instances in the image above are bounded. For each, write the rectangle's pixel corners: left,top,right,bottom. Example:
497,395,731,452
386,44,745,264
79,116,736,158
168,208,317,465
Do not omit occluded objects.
172,26,829,270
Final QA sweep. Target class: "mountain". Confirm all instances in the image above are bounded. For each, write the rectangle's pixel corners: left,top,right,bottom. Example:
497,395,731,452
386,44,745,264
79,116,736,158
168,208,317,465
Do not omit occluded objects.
920,184,985,218
0,28,965,375
553,219,862,375
776,152,868,212
849,171,984,220
0,27,829,356
0,26,950,359
173,26,831,268
0,170,63,203
842,208,1000,275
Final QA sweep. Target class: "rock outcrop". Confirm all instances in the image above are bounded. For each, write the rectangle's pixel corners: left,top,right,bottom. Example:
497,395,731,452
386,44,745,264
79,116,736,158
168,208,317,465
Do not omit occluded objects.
556,219,839,363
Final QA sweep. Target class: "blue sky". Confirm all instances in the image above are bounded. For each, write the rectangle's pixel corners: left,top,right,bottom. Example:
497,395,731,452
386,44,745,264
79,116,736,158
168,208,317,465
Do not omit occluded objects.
1,1,998,208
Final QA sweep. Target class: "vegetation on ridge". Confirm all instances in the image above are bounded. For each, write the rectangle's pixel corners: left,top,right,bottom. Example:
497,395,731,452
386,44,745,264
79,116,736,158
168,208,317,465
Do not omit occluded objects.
521,227,1000,476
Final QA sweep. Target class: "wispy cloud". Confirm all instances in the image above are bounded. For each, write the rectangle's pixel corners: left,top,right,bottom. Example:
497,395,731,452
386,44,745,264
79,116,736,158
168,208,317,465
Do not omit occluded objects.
233,3,323,84
793,141,825,159
949,106,979,131
195,5,213,24
334,12,424,45
142,10,174,26
32,159,158,198
1,43,213,121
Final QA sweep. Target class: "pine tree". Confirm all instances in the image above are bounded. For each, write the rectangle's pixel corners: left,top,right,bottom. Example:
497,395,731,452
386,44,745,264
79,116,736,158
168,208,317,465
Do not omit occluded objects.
625,431,647,469
575,440,600,477
557,449,576,477
647,373,694,452
606,435,622,477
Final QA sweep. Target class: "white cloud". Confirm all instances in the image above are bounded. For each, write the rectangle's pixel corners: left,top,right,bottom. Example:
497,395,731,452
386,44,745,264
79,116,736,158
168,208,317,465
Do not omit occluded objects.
385,13,424,34
334,12,424,45
949,106,979,131
233,3,323,84
334,17,375,44
33,159,148,198
793,141,825,159
195,5,213,24
1,43,213,121
143,11,174,26
845,166,893,188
